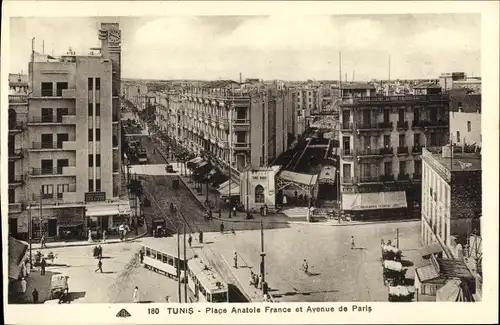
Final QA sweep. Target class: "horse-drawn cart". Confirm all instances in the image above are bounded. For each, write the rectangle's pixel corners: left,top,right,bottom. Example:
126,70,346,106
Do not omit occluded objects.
388,285,416,302
381,245,402,261
382,260,406,285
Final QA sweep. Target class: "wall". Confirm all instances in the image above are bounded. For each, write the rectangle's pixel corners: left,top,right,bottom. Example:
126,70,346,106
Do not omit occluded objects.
450,111,481,146
450,170,481,242
240,169,276,210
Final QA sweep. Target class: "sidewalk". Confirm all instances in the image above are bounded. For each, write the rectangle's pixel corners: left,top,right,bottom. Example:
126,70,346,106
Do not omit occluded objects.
31,224,148,250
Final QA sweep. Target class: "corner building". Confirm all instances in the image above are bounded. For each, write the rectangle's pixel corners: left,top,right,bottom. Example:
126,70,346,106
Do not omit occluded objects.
8,23,124,241
339,83,449,217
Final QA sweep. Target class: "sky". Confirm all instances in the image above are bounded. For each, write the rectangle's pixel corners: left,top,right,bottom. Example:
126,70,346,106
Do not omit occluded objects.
9,14,481,81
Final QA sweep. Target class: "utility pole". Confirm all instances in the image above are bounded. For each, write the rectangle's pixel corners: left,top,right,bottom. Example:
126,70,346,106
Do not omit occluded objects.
39,187,43,238
183,225,188,303
28,204,32,264
260,219,266,285
177,230,181,302
396,228,399,249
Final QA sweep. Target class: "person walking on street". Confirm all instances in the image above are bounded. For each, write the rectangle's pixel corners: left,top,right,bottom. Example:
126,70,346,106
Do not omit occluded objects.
95,258,103,273
32,288,39,304
233,252,238,268
199,231,203,244
258,274,263,290
232,206,236,217
139,249,144,264
188,234,192,248
98,245,103,259
254,273,260,289
133,286,139,303
218,209,222,219
20,277,27,295
40,234,47,249
351,236,355,250
220,222,225,234
40,258,47,275
102,230,107,243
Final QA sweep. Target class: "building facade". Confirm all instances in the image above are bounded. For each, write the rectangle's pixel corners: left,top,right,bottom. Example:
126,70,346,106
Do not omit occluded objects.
338,83,450,215
449,88,481,147
421,147,481,259
7,23,125,241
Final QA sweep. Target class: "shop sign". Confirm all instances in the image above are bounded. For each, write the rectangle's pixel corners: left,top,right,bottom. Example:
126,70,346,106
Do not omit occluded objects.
85,191,106,202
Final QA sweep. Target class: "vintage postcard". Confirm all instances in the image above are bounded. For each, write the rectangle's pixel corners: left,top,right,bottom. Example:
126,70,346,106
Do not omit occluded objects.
1,1,498,324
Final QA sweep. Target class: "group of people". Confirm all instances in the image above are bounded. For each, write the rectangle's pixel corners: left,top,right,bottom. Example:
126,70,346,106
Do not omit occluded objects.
249,271,263,289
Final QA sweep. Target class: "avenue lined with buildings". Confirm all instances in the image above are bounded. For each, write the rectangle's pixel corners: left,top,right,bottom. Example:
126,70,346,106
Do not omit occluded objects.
7,22,482,304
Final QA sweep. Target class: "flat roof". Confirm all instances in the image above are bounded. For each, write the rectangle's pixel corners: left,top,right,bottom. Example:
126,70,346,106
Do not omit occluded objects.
141,237,197,259
427,150,482,172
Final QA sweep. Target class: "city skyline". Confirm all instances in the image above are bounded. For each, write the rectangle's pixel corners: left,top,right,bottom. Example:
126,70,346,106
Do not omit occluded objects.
10,14,480,81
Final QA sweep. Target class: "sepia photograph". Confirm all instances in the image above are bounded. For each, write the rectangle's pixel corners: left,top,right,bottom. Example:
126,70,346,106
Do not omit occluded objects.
1,1,498,324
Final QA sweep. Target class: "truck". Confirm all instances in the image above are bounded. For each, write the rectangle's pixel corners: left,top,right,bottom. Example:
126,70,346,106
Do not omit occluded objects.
137,148,148,164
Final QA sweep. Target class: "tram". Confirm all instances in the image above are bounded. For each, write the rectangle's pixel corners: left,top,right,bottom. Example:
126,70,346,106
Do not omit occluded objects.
187,257,229,303
141,239,196,279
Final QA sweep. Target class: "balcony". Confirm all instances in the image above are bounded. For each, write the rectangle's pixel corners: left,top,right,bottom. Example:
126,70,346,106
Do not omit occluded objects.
9,94,28,104
380,147,394,156
9,202,24,214
341,177,354,184
412,173,422,182
357,148,382,158
9,121,26,133
30,167,64,176
358,176,382,184
233,118,250,131
341,122,353,132
411,120,424,129
396,121,409,131
233,142,250,151
380,174,395,182
30,140,77,150
378,121,393,131
397,146,409,155
27,114,76,125
61,88,76,98
8,148,24,161
357,122,377,131
341,149,353,157
423,119,448,129
397,173,410,181
8,175,24,187
412,145,423,155
113,164,120,173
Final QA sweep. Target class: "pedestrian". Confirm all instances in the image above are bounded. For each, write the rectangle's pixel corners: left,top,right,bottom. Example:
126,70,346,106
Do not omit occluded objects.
40,258,47,275
95,258,103,273
102,229,107,243
139,249,144,264
88,229,92,243
165,295,170,303
40,234,47,249
258,274,263,290
32,288,39,304
98,245,103,259
199,231,203,244
133,286,139,303
260,206,264,216
26,259,31,276
351,236,355,250
233,252,238,268
20,277,27,294
232,206,236,217
220,222,225,233
188,234,192,248
254,273,259,288
218,209,222,218
264,204,268,216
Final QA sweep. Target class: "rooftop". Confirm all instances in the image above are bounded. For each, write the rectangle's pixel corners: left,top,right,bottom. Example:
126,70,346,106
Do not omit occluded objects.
340,82,376,90
426,148,482,172
414,81,441,89
202,80,240,89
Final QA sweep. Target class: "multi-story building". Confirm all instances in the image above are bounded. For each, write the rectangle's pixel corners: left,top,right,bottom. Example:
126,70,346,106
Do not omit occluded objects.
338,83,450,216
158,82,294,180
7,22,125,241
421,146,481,259
449,88,481,147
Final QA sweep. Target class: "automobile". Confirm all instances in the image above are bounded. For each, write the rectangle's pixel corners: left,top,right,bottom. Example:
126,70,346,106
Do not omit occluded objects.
49,274,69,300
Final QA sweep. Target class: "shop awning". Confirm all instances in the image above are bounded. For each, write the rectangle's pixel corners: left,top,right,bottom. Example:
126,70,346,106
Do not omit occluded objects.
206,169,217,180
118,203,132,215
86,204,120,217
218,180,231,190
196,161,209,170
8,237,28,280
219,184,240,196
419,243,443,258
279,170,319,187
187,157,203,169
342,191,407,211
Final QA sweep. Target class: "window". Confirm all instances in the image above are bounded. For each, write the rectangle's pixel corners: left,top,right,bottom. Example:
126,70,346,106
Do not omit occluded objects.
384,161,392,175
88,154,94,167
88,78,93,91
383,135,391,148
343,136,350,155
96,154,101,167
56,82,68,96
88,179,94,192
399,134,405,147
456,131,461,143
145,247,150,257
96,129,101,141
96,103,100,116
399,161,406,174
343,163,351,179
88,103,93,116
96,78,101,90
41,108,54,123
88,129,93,141
156,251,162,261
383,109,390,123
255,185,265,203
57,184,70,198
414,160,422,175
41,82,53,97
398,108,405,122
96,179,102,191
467,121,471,132
41,184,53,199
414,134,421,146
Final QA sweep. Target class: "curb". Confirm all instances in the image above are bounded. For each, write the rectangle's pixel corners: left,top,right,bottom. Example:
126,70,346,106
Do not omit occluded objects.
220,253,261,303
33,226,149,250
289,218,421,227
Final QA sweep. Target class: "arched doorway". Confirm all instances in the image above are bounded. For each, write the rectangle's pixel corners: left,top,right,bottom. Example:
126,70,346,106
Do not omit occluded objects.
255,185,265,203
